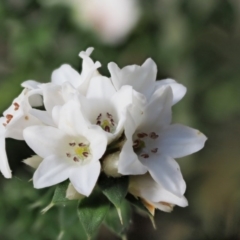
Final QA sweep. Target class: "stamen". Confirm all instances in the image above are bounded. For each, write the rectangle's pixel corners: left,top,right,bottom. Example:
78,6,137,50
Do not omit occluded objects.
73,157,79,162
104,126,110,132
6,114,13,123
13,102,20,110
110,119,115,126
107,112,113,118
141,153,149,159
151,148,158,153
66,153,71,157
69,142,76,147
78,143,86,147
83,152,89,157
149,132,159,139
137,133,148,138
97,114,102,120
133,140,140,148
96,121,101,125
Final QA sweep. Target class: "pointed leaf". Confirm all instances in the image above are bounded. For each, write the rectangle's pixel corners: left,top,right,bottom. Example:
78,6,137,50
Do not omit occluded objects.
104,200,132,238
98,174,129,208
77,190,110,239
52,180,70,204
126,194,152,216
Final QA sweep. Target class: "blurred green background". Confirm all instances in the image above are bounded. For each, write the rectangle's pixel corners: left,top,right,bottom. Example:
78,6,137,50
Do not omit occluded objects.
1,0,240,239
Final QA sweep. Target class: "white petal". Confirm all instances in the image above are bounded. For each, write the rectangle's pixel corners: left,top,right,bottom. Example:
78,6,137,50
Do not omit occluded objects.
142,86,172,130
51,64,81,88
23,155,43,169
139,154,186,196
158,124,207,158
52,105,61,126
33,155,70,188
119,140,147,175
58,100,88,136
21,80,41,89
129,174,188,207
0,126,11,178
108,58,157,98
70,161,100,196
86,76,116,99
41,83,65,114
86,127,108,161
155,78,187,105
23,126,66,158
78,48,102,95
30,109,55,126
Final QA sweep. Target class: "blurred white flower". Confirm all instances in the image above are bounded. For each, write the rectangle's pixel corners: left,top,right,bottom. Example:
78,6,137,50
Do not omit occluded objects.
23,100,107,196
42,0,141,44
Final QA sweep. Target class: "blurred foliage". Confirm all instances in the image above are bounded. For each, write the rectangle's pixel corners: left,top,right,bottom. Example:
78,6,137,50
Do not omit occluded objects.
1,0,240,239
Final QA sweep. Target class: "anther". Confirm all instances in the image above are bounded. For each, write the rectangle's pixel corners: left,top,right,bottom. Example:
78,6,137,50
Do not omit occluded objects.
137,133,148,138
66,153,71,157
96,121,101,125
107,112,112,118
73,157,79,162
104,126,110,132
6,114,13,123
151,148,158,153
78,143,86,147
141,153,149,158
149,132,159,139
13,102,20,111
97,114,102,120
133,140,139,148
69,142,76,147
110,119,115,126
83,152,89,157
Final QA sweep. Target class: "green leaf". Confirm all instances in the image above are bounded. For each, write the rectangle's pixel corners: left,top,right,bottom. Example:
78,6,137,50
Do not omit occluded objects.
52,181,70,204
126,194,151,216
77,190,110,240
41,181,70,214
104,200,132,238
98,174,129,208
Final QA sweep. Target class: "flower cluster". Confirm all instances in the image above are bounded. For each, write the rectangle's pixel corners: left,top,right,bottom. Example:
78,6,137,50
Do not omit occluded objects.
0,47,207,216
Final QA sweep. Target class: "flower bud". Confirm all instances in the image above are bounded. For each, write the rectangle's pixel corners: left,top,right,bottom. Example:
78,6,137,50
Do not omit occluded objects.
66,183,85,200
102,151,122,178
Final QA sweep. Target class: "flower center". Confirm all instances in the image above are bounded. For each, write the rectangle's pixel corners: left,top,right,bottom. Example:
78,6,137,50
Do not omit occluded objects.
96,112,116,133
133,131,159,159
66,141,91,163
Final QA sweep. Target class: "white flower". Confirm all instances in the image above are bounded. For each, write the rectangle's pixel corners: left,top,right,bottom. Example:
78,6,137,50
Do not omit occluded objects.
78,76,140,143
23,100,107,196
108,58,186,104
42,0,140,45
129,174,188,214
0,89,42,178
119,87,207,197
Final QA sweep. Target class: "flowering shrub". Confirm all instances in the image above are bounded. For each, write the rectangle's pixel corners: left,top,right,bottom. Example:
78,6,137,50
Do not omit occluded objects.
0,48,207,239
